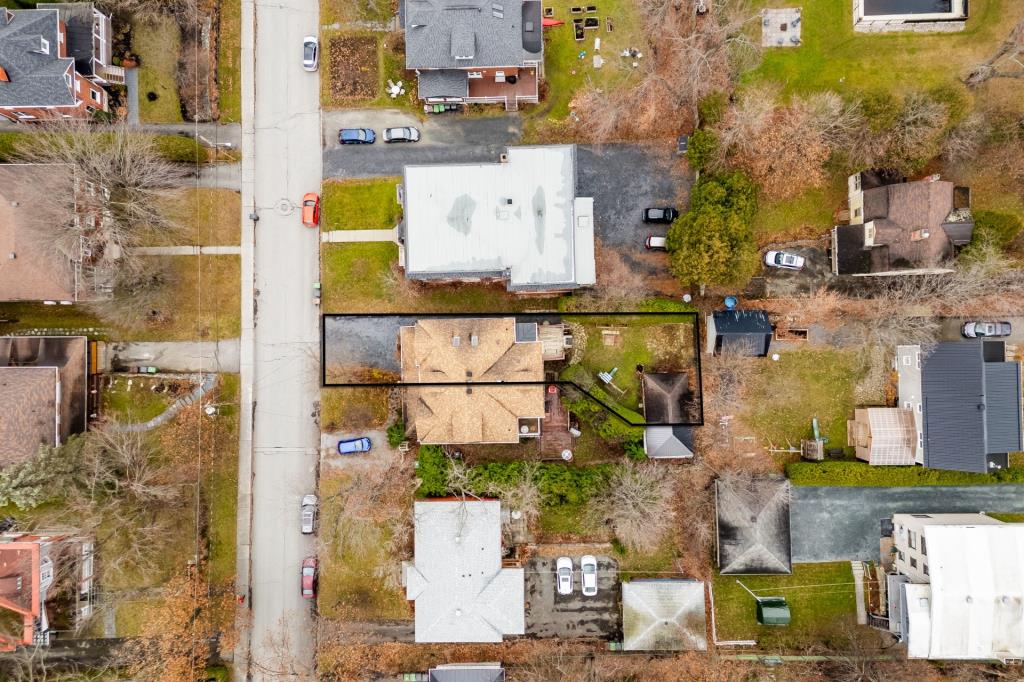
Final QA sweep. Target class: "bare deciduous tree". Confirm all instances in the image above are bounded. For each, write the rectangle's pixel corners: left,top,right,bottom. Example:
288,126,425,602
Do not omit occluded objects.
599,461,675,553
942,111,990,165
963,17,1024,87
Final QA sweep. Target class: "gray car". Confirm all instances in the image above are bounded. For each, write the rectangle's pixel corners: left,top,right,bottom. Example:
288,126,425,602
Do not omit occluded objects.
383,127,420,143
300,494,317,534
302,36,318,72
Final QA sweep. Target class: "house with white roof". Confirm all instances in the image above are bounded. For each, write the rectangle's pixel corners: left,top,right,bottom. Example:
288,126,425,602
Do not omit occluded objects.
399,145,596,293
887,513,1024,661
402,500,524,643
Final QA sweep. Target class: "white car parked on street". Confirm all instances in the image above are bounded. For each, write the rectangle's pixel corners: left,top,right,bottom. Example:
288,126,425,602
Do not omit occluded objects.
300,494,317,534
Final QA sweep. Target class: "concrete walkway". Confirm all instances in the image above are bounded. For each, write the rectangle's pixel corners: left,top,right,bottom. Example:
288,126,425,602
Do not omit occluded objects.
125,68,140,125
321,227,398,243
130,245,242,255
97,339,241,372
851,561,867,625
110,373,217,432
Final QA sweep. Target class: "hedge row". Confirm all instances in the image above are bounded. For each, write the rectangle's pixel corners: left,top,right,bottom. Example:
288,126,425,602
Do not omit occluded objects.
786,460,1024,487
415,445,615,504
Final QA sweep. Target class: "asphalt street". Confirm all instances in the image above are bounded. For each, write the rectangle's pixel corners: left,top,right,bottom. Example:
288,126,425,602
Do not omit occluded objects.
236,0,322,677
790,485,1024,562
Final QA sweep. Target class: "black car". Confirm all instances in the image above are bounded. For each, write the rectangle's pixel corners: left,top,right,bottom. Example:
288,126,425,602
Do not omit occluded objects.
642,207,679,224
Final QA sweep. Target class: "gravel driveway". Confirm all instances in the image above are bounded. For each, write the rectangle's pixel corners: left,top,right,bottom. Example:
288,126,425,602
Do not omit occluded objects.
791,485,1024,562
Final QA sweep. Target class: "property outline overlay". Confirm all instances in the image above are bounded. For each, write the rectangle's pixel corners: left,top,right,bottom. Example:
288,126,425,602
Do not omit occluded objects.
321,311,704,427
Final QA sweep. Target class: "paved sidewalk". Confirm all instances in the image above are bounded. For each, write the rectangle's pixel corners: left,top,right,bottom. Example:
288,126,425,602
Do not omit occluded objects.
321,227,398,243
851,561,867,625
125,68,140,125
97,339,241,372
131,245,242,255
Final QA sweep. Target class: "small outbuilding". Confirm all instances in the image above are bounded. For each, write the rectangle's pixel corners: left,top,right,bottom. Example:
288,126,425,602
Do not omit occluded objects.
715,476,792,574
641,372,694,424
643,425,694,459
621,579,707,651
705,310,773,357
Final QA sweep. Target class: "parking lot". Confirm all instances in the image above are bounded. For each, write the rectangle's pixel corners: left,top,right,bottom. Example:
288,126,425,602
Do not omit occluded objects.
525,556,621,639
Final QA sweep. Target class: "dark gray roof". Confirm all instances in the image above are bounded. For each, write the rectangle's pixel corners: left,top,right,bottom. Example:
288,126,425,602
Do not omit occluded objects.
0,8,77,108
711,310,772,357
921,342,1023,473
832,224,871,275
428,665,505,682
716,477,792,574
405,0,542,69
641,372,693,423
417,69,468,100
37,3,107,77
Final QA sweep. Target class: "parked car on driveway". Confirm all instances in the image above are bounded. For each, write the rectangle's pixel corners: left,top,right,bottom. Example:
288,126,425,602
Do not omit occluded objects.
301,192,320,227
300,494,317,534
580,555,597,596
339,128,376,145
556,556,573,595
764,250,806,270
962,320,1012,338
302,36,318,71
642,207,679,224
383,127,420,143
645,235,668,251
301,556,317,599
337,436,372,454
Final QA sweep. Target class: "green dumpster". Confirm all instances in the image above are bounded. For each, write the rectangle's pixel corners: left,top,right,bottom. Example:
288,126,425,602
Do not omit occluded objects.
756,597,791,626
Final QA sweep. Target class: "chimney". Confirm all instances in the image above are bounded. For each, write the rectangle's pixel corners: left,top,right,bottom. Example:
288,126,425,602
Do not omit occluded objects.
910,229,930,242
1,9,13,26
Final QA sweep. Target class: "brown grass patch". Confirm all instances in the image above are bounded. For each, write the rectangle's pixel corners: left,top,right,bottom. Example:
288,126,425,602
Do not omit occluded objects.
328,34,378,100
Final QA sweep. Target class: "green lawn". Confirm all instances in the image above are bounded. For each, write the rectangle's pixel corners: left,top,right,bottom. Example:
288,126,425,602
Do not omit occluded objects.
132,16,184,123
150,188,241,246
322,0,393,24
206,375,239,584
0,302,107,336
317,471,410,621
752,183,846,245
744,0,1022,98
988,513,1024,523
217,0,242,122
534,0,645,120
787,459,1024,486
322,178,401,230
320,242,563,313
102,375,179,423
744,350,860,449
712,563,859,649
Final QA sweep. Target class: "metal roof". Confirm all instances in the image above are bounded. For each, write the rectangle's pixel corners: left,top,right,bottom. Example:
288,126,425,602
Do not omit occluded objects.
402,145,595,291
406,500,524,642
920,342,1023,473
708,310,772,357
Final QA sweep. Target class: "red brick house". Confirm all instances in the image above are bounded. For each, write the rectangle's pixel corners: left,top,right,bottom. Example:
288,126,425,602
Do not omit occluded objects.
0,2,121,123
0,531,93,649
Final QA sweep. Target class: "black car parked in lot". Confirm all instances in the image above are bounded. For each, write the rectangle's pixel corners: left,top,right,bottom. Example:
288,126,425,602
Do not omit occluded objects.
642,207,679,224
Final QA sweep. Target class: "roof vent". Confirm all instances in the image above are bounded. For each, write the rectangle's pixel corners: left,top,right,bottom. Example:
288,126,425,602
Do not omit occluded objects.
452,335,460,347
910,229,930,242
492,3,504,17
471,333,479,346
8,252,15,260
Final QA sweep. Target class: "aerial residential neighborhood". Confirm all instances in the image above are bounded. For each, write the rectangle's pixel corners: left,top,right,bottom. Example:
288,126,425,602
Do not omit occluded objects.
1,0,1024,679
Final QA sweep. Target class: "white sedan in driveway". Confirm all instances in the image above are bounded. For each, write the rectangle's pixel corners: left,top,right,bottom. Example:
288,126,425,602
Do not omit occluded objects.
764,250,805,270
580,555,598,596
556,556,573,595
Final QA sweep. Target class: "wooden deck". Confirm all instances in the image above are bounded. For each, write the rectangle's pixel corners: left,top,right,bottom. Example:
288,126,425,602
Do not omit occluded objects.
539,323,567,361
467,67,539,104
540,384,575,456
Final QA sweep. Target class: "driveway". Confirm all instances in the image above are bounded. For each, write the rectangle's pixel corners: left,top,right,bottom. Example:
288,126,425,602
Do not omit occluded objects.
791,485,1024,562
322,315,406,382
322,109,522,178
759,245,831,297
525,556,620,638
576,145,687,249
939,316,1024,343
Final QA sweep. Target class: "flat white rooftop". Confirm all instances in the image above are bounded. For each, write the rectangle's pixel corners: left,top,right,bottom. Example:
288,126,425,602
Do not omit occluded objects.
402,145,596,291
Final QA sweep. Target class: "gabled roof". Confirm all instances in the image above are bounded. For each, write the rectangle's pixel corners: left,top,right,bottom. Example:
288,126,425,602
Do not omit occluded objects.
407,500,524,643
0,8,77,108
716,477,792,574
405,0,542,70
37,3,110,76
643,425,694,459
920,342,1023,473
707,310,772,357
622,580,707,651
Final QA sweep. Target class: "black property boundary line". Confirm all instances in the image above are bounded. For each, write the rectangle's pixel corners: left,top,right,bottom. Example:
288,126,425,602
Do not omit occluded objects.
320,311,704,428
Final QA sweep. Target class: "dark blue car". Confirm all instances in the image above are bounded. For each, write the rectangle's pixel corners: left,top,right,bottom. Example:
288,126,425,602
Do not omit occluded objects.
337,437,372,454
338,128,376,145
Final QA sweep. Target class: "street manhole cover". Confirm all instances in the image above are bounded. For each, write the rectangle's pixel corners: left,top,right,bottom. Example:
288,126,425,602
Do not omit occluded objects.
275,198,295,215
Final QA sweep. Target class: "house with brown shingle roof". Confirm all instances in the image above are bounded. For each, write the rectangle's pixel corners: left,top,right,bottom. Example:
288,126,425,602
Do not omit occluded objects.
400,317,545,444
0,336,88,467
831,172,974,276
